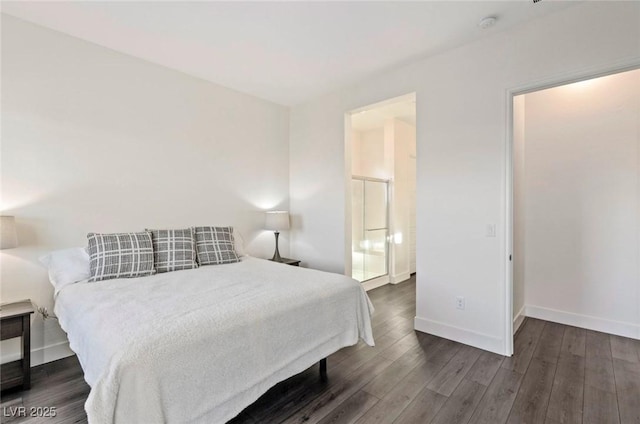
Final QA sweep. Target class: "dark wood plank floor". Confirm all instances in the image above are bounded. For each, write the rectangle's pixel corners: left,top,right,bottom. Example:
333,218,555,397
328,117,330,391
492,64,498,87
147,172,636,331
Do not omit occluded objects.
2,276,639,424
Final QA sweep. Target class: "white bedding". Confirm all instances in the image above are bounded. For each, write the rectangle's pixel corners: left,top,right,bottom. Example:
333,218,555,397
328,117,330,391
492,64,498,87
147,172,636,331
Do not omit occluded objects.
54,257,374,423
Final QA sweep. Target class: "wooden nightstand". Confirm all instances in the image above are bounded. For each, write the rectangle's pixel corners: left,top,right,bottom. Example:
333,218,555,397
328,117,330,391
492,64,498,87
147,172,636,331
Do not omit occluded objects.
1,300,34,391
270,257,301,267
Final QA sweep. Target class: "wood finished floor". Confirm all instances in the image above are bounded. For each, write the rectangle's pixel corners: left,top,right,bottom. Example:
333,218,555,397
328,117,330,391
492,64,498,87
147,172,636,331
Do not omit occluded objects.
2,277,639,424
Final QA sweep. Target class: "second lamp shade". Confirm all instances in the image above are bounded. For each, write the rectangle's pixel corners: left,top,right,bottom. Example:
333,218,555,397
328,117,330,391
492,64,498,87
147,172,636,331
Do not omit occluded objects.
265,211,290,231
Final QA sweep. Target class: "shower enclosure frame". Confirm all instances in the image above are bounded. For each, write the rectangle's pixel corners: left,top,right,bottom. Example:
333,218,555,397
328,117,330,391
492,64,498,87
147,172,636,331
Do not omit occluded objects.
351,175,391,284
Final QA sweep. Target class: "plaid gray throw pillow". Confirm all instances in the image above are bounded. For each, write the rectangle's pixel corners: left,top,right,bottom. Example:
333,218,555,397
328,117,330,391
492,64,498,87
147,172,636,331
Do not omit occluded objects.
147,228,198,273
193,226,240,265
87,232,155,282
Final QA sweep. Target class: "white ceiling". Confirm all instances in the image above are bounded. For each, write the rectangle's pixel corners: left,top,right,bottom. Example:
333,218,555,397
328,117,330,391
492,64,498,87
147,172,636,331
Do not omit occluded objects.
1,1,576,106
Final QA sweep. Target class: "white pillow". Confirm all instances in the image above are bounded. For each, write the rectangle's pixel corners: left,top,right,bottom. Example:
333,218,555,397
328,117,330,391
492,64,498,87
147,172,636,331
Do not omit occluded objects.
39,247,90,294
233,228,246,257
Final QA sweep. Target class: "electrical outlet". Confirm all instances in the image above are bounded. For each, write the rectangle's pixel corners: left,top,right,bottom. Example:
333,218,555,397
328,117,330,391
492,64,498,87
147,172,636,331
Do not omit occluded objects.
456,296,465,310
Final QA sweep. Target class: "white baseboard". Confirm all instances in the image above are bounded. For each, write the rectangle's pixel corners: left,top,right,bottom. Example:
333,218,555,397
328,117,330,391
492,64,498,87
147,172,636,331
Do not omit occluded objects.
32,341,75,366
525,305,640,340
362,275,390,291
414,316,505,355
391,271,411,285
513,306,526,334
2,340,75,367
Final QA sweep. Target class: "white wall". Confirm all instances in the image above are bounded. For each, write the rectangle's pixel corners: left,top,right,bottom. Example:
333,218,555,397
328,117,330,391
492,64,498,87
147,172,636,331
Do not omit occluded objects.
390,119,414,283
290,2,640,354
518,70,640,339
351,129,386,179
408,123,417,275
408,155,416,275
0,15,290,365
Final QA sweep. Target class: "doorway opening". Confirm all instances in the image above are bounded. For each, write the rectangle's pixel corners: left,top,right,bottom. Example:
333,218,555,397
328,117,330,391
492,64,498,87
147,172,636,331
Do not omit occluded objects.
508,66,640,352
346,93,417,291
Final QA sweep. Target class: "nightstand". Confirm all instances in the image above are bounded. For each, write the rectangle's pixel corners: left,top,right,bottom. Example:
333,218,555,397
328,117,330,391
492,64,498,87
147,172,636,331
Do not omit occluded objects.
1,300,34,391
270,257,301,267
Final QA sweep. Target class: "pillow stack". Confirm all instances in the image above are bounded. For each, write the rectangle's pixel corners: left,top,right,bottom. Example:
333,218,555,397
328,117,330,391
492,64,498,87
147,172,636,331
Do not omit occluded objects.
85,226,241,282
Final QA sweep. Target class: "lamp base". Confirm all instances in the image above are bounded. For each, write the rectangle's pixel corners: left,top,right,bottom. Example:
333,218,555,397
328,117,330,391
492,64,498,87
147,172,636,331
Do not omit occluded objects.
271,231,283,262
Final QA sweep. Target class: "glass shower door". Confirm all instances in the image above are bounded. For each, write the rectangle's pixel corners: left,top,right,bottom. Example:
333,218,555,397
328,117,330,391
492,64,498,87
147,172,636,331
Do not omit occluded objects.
352,177,389,282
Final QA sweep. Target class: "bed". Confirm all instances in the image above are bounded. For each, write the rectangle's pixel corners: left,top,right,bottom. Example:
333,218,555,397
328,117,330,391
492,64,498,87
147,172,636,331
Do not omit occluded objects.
54,256,375,423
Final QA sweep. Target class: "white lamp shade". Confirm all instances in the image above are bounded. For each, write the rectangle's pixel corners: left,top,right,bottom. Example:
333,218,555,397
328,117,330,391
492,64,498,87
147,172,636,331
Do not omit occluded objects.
265,211,290,231
0,216,18,249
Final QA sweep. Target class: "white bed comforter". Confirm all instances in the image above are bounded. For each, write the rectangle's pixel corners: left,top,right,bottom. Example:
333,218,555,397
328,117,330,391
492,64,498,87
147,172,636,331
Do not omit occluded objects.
54,257,374,424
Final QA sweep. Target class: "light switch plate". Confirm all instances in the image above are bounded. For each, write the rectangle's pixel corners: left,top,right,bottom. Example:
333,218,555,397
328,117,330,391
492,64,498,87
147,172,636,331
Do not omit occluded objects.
486,224,496,237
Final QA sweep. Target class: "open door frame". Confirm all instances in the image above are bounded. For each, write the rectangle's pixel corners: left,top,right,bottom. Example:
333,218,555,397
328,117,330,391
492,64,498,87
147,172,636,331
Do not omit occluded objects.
344,92,417,286
504,59,640,356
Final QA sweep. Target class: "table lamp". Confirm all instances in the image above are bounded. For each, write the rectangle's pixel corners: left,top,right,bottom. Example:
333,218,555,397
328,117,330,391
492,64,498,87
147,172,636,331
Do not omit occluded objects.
265,211,289,262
